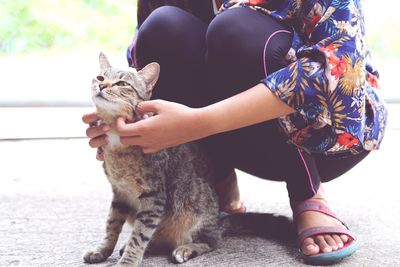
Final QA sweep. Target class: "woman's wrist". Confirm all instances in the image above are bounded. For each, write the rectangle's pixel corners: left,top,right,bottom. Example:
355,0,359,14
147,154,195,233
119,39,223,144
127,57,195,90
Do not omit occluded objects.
192,106,221,140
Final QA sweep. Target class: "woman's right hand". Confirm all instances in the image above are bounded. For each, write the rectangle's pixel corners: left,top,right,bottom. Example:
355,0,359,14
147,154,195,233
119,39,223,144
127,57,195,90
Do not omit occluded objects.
82,112,110,161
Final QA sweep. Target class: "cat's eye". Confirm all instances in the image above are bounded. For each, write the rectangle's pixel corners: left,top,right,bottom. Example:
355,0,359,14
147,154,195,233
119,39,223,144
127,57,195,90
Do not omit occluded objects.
114,81,130,87
97,75,105,81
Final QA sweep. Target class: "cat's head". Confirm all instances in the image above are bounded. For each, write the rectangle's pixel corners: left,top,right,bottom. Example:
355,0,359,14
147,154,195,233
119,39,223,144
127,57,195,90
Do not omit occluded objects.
91,52,160,123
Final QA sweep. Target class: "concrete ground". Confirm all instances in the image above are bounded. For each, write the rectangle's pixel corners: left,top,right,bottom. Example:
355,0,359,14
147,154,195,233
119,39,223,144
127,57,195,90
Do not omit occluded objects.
1,119,399,267
0,51,399,266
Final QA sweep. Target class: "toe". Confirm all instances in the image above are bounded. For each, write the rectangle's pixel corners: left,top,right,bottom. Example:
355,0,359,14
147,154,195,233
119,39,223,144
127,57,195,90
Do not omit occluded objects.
333,234,344,248
301,237,320,256
340,234,349,243
324,235,338,251
315,235,332,253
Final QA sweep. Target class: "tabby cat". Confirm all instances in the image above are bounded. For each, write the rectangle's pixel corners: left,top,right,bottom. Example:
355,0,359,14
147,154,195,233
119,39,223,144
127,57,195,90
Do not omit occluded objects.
83,53,221,267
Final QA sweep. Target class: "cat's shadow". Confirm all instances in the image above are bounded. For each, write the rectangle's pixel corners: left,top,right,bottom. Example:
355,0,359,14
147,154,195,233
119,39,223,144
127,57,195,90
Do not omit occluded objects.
220,212,296,241
103,213,296,266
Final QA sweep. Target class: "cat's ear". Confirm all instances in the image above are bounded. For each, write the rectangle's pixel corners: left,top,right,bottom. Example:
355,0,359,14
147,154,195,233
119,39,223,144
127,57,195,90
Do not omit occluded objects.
99,52,112,71
137,62,160,94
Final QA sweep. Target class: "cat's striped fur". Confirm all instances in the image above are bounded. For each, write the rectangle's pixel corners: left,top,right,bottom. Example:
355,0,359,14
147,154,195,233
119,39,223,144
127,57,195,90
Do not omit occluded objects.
83,53,221,267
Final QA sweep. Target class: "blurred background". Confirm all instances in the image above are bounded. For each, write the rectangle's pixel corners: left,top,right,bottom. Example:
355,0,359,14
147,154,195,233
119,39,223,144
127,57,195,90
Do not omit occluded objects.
0,0,137,139
1,2,400,266
0,0,398,139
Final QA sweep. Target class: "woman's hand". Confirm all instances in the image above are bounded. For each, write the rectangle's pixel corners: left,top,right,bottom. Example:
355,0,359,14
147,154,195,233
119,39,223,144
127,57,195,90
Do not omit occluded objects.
82,112,110,161
115,100,209,153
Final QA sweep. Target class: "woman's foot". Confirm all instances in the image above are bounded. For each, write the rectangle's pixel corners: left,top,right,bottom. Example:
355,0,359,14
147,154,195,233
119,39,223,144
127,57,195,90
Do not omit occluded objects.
214,169,245,213
295,186,351,256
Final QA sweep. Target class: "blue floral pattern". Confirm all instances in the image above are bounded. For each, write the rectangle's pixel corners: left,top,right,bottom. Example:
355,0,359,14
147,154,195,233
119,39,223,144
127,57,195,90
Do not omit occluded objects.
219,0,388,156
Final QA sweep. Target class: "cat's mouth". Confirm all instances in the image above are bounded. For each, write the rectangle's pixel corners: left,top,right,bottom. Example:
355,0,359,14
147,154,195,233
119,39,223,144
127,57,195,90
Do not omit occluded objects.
95,92,112,102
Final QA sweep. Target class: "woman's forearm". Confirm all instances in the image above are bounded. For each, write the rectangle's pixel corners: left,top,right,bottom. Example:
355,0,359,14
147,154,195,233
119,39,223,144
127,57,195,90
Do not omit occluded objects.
198,83,295,136
111,83,295,153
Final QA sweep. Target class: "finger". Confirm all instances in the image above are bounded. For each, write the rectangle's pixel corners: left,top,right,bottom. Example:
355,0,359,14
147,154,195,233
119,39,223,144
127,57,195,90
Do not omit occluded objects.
120,136,144,146
143,147,161,154
96,153,104,161
86,124,110,138
136,100,163,114
82,112,101,124
96,149,105,161
89,136,108,148
116,117,145,137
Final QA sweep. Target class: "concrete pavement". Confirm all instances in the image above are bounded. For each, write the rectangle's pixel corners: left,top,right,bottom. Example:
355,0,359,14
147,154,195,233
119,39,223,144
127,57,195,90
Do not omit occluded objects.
1,126,400,266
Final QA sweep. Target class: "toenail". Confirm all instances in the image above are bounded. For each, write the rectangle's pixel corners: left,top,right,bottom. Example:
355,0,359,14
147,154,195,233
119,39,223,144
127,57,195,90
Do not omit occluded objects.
322,247,332,253
306,244,316,251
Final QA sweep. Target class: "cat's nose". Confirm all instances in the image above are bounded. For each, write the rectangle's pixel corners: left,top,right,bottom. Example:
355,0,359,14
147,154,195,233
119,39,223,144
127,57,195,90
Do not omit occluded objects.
99,83,107,91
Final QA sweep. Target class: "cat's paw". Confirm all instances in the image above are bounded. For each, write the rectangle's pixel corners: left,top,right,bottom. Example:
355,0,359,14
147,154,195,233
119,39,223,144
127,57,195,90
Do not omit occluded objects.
83,249,111,263
113,261,140,267
172,246,197,264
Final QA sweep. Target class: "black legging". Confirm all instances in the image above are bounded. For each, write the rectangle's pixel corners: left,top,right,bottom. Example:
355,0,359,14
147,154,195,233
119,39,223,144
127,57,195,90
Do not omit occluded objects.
132,6,369,201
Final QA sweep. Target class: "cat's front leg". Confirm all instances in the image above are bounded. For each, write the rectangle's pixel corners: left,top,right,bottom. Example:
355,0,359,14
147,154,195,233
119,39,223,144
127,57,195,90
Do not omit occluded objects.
115,196,166,267
84,200,132,264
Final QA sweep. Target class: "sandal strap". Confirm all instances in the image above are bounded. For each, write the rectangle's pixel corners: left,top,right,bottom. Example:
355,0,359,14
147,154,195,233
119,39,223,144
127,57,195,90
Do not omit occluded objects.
297,226,357,247
291,199,347,226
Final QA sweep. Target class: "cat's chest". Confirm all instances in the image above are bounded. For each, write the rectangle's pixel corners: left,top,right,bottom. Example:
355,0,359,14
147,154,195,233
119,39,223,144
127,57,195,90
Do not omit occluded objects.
103,148,155,198
105,132,123,149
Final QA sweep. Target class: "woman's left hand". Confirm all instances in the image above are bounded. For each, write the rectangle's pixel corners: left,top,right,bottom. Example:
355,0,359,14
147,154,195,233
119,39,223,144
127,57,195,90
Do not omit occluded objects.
115,100,208,153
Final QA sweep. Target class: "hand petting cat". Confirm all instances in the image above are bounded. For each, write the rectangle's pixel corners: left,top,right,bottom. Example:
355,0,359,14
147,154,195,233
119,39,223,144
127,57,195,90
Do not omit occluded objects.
82,112,109,160
115,99,209,153
83,99,208,155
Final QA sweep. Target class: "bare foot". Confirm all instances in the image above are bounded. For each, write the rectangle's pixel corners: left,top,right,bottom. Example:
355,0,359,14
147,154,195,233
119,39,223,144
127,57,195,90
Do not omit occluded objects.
295,186,351,256
214,169,243,213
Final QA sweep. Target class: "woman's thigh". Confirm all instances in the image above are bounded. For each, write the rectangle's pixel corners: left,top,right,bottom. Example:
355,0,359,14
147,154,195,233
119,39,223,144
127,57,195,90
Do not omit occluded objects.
203,7,298,179
134,6,210,107
205,7,293,103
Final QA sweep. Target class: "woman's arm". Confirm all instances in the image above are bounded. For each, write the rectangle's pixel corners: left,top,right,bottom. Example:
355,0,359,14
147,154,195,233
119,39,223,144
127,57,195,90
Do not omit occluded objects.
116,83,295,153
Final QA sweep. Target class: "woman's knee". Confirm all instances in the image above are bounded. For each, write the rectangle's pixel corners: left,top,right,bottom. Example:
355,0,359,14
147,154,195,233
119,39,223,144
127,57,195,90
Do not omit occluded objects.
135,6,207,68
138,6,190,44
206,8,292,73
206,8,249,60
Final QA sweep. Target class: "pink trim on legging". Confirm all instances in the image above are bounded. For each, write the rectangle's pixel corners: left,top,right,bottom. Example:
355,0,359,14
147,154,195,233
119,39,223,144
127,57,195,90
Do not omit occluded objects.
297,148,317,195
262,30,291,76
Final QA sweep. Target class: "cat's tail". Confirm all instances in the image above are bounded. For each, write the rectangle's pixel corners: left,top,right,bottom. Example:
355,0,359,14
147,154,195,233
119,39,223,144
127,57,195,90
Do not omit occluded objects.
219,212,295,241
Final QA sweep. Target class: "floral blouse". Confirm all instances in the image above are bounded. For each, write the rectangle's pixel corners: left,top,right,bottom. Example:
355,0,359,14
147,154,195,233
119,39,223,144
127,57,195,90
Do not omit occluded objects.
131,0,388,157
219,0,388,157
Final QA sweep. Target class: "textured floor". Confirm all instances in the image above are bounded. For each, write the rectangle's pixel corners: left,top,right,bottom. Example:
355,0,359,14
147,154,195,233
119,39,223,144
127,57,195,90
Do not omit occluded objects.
1,128,399,267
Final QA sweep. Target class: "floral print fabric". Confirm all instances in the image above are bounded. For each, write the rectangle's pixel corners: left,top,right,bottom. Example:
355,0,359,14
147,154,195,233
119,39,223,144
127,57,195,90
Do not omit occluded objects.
219,0,388,156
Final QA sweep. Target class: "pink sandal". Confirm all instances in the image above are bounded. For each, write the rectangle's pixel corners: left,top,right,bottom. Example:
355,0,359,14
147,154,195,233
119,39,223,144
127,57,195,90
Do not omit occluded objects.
291,199,360,265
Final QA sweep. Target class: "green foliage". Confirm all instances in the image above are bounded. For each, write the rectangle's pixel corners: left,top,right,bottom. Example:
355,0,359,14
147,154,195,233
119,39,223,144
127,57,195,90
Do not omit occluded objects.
0,0,398,63
0,0,137,55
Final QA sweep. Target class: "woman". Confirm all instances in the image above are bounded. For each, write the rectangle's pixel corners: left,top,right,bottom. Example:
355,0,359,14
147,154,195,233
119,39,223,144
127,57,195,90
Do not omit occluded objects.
83,0,387,264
